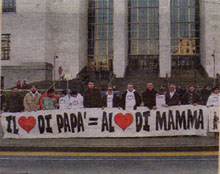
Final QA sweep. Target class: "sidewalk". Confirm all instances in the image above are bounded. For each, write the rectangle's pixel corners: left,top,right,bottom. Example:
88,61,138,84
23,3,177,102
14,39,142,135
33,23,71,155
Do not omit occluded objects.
0,122,218,152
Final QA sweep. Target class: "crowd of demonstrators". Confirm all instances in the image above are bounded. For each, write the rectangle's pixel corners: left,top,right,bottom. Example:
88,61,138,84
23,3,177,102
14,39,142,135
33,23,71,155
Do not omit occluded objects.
0,81,220,113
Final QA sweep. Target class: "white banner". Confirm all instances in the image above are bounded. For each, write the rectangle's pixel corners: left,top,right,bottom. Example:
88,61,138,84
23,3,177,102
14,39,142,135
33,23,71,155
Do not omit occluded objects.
0,105,210,138
208,107,220,132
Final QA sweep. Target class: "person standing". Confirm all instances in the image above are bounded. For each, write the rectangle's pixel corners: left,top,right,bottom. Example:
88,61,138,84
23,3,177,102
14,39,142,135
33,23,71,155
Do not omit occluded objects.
5,87,24,112
165,84,180,106
41,88,58,110
69,89,84,109
102,86,121,108
39,89,58,109
206,86,220,107
181,85,202,105
121,84,141,110
83,81,102,108
200,85,211,105
58,90,70,110
0,89,5,111
142,83,157,109
23,85,41,112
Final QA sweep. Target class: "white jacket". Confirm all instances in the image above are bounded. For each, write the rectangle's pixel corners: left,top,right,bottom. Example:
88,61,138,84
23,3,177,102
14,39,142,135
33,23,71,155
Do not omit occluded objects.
69,94,84,109
206,93,220,106
59,95,70,109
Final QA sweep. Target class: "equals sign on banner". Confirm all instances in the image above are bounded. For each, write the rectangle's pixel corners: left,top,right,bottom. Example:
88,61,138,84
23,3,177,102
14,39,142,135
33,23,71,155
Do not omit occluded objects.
88,117,98,126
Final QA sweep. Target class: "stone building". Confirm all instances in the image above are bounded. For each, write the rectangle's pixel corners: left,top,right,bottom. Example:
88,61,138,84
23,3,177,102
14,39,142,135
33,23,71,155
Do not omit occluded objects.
1,0,220,88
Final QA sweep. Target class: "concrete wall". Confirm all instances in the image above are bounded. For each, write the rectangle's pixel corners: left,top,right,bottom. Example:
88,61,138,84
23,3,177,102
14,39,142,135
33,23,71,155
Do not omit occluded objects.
46,0,88,80
200,0,220,78
1,63,53,88
113,0,128,78
2,0,47,66
2,0,88,88
159,0,171,78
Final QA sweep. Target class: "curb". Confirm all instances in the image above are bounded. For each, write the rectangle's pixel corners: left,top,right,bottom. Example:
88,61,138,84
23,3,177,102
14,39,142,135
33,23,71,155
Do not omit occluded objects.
0,145,218,152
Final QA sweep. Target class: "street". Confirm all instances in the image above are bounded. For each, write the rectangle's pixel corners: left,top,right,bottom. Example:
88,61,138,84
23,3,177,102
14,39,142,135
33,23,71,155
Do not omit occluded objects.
0,152,218,174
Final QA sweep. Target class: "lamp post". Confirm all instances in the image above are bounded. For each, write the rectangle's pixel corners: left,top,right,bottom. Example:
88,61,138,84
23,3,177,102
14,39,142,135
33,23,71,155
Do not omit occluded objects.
211,50,216,86
64,74,71,94
53,56,59,89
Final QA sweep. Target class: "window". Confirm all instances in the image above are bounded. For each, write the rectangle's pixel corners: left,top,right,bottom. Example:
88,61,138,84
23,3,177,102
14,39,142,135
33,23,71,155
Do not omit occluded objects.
88,0,113,71
2,34,11,60
128,0,159,71
170,0,200,70
2,0,16,12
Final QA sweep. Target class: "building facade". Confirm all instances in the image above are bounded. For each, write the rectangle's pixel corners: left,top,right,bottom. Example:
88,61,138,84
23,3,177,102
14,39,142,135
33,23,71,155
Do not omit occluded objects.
1,0,220,88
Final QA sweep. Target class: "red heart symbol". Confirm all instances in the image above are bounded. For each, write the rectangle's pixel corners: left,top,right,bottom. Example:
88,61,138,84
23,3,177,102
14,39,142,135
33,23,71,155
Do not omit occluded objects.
18,116,36,133
114,113,133,131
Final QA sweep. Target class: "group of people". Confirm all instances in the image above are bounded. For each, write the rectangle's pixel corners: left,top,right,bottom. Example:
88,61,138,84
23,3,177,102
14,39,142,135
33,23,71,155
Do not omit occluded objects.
15,80,30,89
1,81,219,113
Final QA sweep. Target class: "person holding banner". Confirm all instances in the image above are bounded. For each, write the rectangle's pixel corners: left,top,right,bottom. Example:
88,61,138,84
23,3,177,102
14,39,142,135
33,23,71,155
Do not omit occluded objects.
41,88,58,110
58,90,70,110
121,84,141,110
39,89,58,110
23,85,41,112
142,83,157,109
5,87,24,112
83,81,102,108
165,84,180,106
69,89,84,109
181,85,202,105
101,86,121,108
206,86,220,107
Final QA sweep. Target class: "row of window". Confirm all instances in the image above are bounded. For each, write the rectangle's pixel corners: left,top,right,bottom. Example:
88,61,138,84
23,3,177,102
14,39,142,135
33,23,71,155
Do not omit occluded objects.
2,0,200,71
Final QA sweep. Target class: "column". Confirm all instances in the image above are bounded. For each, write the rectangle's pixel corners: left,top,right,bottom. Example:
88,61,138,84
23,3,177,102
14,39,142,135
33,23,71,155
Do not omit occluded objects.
113,0,128,78
159,0,171,77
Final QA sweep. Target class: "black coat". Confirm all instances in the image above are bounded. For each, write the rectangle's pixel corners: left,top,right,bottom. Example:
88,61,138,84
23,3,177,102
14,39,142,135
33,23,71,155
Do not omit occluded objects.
0,93,5,110
101,93,121,108
121,91,142,110
200,89,211,105
165,92,180,106
83,88,102,108
181,91,202,105
142,89,157,109
6,93,24,112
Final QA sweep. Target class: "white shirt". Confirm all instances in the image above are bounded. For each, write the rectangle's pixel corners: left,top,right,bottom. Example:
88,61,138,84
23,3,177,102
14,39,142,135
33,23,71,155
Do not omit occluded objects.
156,94,166,107
69,94,84,109
125,90,136,110
59,95,70,109
207,93,220,106
107,94,113,108
169,91,175,98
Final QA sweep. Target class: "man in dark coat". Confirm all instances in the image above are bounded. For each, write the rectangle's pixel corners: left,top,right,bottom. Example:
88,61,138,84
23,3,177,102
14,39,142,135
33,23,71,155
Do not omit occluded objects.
101,86,121,108
200,85,211,105
5,87,24,112
0,89,5,111
142,83,157,109
83,81,102,108
165,84,180,106
121,84,141,110
181,85,202,105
